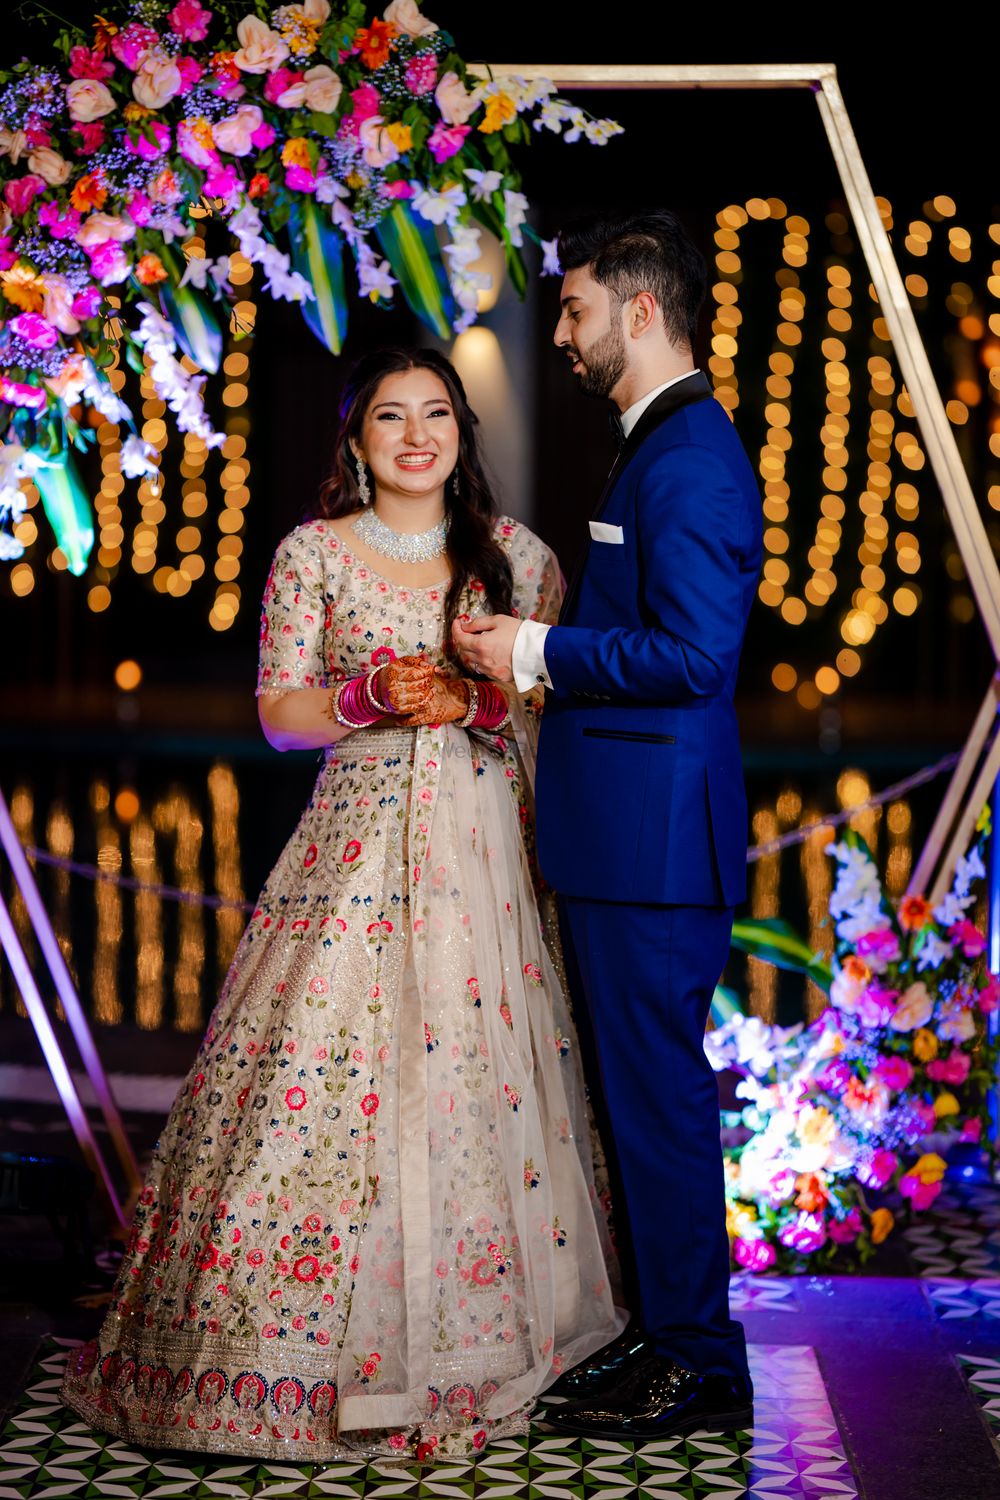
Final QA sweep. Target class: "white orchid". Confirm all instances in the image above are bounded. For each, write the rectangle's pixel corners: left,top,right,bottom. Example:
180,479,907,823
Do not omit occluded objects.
503,189,529,249
356,242,396,302
915,929,954,973
133,302,225,448
412,182,467,227
464,168,503,202
119,435,161,481
540,238,562,277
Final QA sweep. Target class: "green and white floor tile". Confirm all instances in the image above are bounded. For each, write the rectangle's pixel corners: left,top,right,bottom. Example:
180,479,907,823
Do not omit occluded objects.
0,1340,857,1499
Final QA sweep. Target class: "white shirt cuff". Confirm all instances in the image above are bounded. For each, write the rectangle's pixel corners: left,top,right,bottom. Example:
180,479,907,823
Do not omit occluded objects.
512,618,553,693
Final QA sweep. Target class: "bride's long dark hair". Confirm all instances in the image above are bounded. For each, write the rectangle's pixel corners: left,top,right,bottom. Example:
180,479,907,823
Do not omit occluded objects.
316,346,514,648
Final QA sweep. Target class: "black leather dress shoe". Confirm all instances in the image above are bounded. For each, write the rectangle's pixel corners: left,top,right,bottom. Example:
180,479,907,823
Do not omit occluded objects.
543,1320,651,1400
536,1355,753,1438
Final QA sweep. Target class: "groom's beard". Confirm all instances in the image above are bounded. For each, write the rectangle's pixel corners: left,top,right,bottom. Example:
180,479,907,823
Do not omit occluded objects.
568,320,627,399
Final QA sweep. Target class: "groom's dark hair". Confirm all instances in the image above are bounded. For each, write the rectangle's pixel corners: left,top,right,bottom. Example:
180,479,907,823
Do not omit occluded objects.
557,209,706,351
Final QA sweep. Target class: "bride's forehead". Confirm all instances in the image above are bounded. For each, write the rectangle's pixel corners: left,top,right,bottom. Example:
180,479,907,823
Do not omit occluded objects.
368,369,453,408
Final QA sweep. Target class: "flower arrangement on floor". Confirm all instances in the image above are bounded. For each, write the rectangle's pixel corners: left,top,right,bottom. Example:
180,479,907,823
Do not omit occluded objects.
0,0,622,567
709,820,999,1271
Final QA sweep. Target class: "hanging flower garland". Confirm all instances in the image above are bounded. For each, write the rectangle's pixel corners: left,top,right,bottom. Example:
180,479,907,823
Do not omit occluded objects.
711,819,998,1271
0,0,622,567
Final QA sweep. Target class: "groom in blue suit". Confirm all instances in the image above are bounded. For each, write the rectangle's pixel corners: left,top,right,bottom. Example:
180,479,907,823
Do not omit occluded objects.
454,209,762,1437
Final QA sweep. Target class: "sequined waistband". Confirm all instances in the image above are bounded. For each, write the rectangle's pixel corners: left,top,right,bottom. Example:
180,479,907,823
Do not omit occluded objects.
325,726,418,761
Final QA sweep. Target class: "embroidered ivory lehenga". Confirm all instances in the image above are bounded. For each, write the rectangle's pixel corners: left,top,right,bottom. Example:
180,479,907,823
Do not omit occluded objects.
62,516,622,1462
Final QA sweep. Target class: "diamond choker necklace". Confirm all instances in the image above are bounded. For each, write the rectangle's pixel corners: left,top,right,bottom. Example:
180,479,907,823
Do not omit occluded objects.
351,507,450,564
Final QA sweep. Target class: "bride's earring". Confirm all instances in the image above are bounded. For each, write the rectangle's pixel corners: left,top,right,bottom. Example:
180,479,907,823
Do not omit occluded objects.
452,470,461,498
356,454,371,506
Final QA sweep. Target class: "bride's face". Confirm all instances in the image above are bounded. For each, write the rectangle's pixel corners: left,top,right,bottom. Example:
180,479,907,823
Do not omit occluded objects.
354,368,461,507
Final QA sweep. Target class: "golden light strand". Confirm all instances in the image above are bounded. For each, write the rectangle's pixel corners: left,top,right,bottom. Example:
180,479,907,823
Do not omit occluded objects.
210,251,255,632
208,763,245,981
131,811,165,1030
748,805,779,1022
92,778,123,1026
708,203,746,415
799,809,835,1020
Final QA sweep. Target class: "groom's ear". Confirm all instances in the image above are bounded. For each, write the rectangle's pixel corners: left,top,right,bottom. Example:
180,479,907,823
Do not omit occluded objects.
629,291,659,338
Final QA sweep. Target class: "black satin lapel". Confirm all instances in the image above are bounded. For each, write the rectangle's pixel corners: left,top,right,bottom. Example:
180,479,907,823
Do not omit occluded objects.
558,372,714,622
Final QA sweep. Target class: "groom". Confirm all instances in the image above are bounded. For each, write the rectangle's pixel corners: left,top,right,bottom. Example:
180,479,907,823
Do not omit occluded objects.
454,209,762,1437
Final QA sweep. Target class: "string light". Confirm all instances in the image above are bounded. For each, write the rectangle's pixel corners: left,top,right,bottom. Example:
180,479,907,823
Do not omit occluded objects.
208,764,245,982
800,812,834,1019
748,806,779,1022
208,251,255,632
92,779,123,1025
709,203,747,415
132,811,165,1030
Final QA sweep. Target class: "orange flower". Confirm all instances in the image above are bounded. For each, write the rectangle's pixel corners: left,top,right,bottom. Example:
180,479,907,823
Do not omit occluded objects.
794,1172,829,1212
899,894,932,931
210,50,240,83
93,14,119,54
843,1076,880,1113
841,953,871,985
912,1027,938,1062
356,18,397,69
123,102,153,123
70,173,107,212
186,116,215,150
479,91,517,135
248,173,270,200
135,253,167,286
281,137,312,169
385,121,413,153
1,266,45,313
870,1207,894,1245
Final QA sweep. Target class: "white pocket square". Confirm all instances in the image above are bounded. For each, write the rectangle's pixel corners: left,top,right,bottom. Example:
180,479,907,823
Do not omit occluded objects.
590,521,625,544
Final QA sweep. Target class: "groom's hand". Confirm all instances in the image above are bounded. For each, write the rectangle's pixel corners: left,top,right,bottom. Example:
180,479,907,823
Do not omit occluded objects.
452,615,518,683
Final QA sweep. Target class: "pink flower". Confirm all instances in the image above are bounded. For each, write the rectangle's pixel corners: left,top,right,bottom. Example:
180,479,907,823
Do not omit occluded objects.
10,313,58,348
127,189,152,225
874,1054,914,1091
351,82,381,121
264,67,302,104
293,1254,320,1282
38,202,82,240
405,52,438,95
177,119,218,168
381,178,413,199
71,285,102,319
285,1085,307,1110
73,122,106,156
815,1059,851,1095
86,240,130,285
927,1050,971,1085
246,1248,265,1267
899,1175,942,1210
169,0,213,42
977,974,1000,1014
360,1093,379,1116
110,22,160,70
857,984,899,1029
733,1236,776,1272
828,1209,863,1244
961,1117,983,1143
262,1322,279,1338
203,162,240,198
303,1213,323,1233
950,919,986,958
856,927,901,969
389,1432,408,1450
125,120,172,159
778,1211,827,1253
251,121,277,148
5,175,47,216
343,839,362,863
285,164,317,193
0,378,47,411
69,46,115,81
427,121,469,163
0,236,14,271
176,56,205,93
764,1167,798,1205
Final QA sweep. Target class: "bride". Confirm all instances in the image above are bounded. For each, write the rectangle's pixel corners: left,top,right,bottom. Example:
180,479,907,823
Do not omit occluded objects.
62,345,623,1462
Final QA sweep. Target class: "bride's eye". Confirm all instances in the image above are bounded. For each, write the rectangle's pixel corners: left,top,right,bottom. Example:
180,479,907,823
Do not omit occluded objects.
429,407,452,418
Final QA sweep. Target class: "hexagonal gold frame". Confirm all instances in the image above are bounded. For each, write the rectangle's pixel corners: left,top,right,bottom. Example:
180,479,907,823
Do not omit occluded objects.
473,62,1000,900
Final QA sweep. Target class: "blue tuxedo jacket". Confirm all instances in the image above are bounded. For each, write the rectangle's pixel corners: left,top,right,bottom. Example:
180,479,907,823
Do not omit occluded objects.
535,374,763,907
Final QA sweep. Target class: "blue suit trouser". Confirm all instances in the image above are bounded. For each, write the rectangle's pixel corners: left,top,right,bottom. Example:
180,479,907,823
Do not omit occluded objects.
559,894,750,1385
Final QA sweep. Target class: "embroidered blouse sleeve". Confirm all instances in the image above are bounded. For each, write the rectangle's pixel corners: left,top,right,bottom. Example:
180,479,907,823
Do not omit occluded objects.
505,519,564,627
256,525,330,696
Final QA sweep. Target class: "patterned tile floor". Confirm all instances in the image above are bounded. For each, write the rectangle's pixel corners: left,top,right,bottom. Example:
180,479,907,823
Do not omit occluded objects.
957,1353,1000,1450
0,1341,857,1500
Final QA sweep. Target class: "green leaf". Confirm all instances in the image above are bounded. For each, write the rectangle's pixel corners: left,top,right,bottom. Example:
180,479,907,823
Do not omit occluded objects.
375,201,455,339
155,243,223,374
731,917,833,992
710,984,746,1027
33,449,93,577
288,197,349,355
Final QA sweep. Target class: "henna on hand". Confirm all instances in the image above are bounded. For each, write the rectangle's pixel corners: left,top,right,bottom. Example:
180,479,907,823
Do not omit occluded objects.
398,673,471,726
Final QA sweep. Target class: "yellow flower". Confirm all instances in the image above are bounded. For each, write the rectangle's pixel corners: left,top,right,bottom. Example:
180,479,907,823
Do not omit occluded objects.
909,1152,947,1184
870,1207,894,1244
479,91,517,134
798,1104,837,1150
185,115,215,150
933,1091,960,1119
385,121,413,153
1,265,44,313
913,1027,939,1062
123,102,153,122
281,136,312,169
345,169,364,189
726,1201,757,1240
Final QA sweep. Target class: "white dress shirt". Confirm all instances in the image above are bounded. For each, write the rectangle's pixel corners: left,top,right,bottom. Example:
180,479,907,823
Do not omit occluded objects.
510,370,701,693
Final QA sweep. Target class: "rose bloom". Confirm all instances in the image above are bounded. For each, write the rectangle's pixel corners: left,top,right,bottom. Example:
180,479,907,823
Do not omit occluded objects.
384,0,438,36
27,148,70,186
76,213,136,246
135,252,168,285
11,312,58,348
234,16,290,73
213,104,264,156
41,276,80,334
732,1235,776,1272
277,64,342,113
169,0,213,42
133,51,184,110
111,22,160,69
359,115,400,168
66,78,117,122
435,69,476,125
889,980,933,1033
